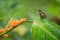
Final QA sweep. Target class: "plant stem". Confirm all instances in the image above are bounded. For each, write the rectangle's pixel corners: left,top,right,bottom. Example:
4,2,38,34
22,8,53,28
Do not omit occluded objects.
0,20,32,37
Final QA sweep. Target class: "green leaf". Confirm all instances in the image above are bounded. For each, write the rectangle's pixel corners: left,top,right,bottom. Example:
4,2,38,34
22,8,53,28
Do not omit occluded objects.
32,18,60,40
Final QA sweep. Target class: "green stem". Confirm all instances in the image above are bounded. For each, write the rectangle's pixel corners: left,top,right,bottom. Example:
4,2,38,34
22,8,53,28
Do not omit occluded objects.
0,20,32,37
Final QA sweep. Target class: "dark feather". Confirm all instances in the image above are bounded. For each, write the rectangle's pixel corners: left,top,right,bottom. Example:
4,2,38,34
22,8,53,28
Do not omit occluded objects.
38,10,46,18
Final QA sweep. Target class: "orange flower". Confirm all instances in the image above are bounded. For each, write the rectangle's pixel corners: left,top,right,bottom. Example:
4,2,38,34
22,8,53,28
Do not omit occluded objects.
0,25,9,33
0,28,5,33
1,34,8,38
8,18,26,29
0,18,25,38
4,25,9,31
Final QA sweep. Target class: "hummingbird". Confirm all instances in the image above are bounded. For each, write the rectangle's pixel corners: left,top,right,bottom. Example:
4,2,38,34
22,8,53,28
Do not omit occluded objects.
37,10,60,25
37,10,46,18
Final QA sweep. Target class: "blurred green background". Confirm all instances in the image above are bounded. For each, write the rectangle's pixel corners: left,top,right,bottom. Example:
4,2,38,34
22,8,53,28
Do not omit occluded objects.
0,0,60,40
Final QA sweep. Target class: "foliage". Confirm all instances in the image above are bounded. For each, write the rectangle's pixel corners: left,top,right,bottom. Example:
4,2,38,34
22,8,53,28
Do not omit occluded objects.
0,0,60,40
32,17,60,40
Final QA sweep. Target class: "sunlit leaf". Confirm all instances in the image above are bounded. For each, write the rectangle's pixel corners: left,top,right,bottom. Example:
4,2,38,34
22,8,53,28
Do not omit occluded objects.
32,18,60,40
